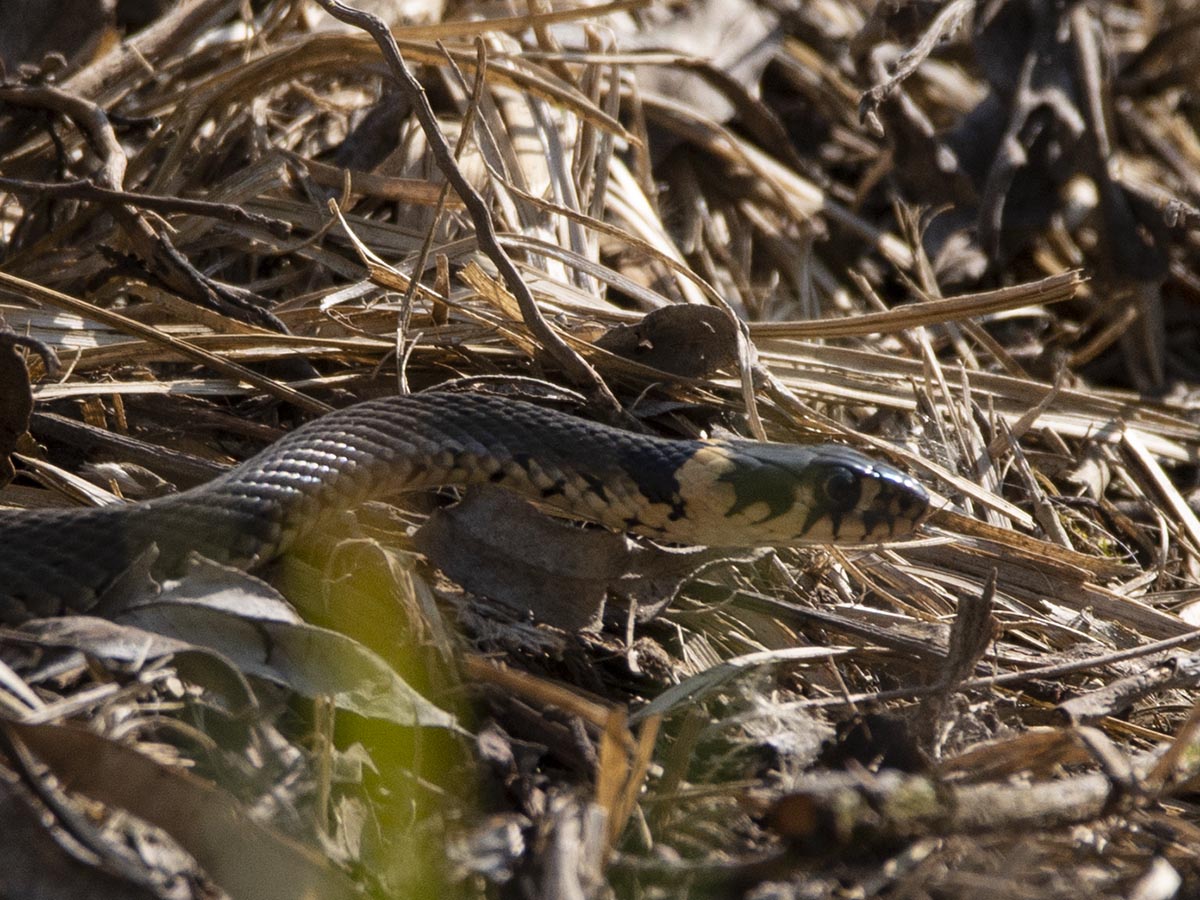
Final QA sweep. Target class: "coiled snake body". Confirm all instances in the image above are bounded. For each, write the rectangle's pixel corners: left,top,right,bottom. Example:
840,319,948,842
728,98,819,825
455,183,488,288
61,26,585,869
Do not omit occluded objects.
0,392,928,620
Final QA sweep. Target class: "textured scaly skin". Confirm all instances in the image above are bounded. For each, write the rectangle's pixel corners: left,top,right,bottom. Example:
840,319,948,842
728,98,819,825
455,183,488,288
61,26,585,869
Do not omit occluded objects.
0,392,928,619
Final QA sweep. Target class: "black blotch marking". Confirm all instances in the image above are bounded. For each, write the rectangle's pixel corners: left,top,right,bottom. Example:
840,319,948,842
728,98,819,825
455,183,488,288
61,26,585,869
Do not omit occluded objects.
799,504,837,537
719,457,802,524
581,473,609,503
616,441,691,520
511,452,532,472
489,470,507,483
720,443,878,530
896,482,929,519
541,478,568,499
860,508,886,538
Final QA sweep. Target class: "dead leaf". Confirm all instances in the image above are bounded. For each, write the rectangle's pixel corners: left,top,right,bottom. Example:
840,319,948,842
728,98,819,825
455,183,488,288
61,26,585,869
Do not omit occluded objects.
417,488,761,630
0,775,161,900
160,556,305,622
14,615,257,719
0,0,114,72
416,488,624,631
115,595,463,732
5,720,359,900
594,305,739,378
0,328,59,486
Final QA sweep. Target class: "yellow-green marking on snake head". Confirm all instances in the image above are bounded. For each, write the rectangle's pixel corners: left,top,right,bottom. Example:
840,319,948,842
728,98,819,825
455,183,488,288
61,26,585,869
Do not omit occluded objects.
656,440,929,546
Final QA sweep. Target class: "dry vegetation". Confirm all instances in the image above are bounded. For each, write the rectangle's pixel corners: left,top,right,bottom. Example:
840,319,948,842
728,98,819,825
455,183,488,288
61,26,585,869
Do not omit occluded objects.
1,0,1200,898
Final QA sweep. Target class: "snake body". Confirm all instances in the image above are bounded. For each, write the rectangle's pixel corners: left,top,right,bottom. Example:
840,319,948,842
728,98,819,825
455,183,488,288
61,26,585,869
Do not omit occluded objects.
0,392,928,620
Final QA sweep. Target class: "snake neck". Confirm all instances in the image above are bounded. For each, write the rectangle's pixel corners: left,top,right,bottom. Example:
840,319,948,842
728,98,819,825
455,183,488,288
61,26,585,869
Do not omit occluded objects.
184,393,698,565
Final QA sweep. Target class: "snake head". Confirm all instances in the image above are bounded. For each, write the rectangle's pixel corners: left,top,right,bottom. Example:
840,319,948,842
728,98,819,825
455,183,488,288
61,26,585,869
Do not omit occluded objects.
789,447,931,543
678,441,929,546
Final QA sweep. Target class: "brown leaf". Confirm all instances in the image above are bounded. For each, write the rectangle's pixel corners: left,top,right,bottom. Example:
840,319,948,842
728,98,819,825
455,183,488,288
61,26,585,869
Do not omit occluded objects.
5,720,359,900
116,584,462,730
0,329,59,486
15,615,257,719
0,776,160,900
594,306,738,378
416,487,625,632
0,0,114,72
416,488,760,629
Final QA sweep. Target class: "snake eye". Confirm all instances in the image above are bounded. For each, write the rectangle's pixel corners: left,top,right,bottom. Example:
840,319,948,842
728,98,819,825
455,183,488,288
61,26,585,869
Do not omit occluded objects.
821,467,860,509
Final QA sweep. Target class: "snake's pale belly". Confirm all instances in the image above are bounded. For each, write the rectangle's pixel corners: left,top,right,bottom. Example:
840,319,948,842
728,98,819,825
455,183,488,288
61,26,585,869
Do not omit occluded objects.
0,392,929,620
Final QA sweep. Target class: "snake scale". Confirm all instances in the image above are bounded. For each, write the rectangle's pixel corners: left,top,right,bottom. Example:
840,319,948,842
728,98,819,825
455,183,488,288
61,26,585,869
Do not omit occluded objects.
0,392,929,620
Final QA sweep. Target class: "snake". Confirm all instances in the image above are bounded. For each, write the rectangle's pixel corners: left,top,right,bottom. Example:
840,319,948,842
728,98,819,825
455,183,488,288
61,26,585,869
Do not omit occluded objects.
0,391,929,620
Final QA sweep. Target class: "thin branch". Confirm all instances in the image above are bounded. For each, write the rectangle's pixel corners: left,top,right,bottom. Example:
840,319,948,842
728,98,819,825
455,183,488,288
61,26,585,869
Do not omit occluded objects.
310,0,620,412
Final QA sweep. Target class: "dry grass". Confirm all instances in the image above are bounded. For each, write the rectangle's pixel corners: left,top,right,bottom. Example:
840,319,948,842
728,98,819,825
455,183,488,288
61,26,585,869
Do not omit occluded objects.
1,1,1200,898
